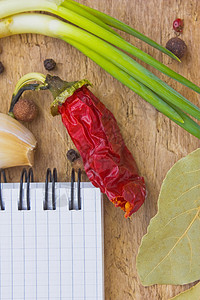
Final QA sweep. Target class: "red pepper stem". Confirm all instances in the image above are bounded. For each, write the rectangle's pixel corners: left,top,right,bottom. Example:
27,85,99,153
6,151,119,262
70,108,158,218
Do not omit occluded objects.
45,75,92,116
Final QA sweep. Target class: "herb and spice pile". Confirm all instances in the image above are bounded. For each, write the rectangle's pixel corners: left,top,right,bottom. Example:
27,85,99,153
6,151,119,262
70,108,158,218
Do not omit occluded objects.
0,0,200,299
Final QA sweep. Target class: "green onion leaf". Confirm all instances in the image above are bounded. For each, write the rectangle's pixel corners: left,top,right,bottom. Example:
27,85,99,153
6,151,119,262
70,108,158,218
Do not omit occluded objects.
59,0,121,37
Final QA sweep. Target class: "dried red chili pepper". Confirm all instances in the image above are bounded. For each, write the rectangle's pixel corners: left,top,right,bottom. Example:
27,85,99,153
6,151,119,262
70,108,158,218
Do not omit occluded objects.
10,75,146,218
49,76,146,217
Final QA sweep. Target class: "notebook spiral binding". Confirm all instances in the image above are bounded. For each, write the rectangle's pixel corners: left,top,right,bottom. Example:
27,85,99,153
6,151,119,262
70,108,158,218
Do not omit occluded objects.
18,168,34,211
43,168,57,211
0,168,81,211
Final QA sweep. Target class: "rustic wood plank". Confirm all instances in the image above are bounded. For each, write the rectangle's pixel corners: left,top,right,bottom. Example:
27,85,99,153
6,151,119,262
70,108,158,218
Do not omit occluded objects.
0,0,199,299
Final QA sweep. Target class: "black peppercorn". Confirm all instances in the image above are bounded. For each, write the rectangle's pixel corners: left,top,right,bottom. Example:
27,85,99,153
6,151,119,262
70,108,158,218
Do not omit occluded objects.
67,149,85,173
44,58,56,71
67,149,80,162
0,61,4,74
166,37,187,59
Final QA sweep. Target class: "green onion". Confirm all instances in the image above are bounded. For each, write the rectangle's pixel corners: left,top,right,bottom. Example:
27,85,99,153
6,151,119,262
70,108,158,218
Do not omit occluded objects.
0,0,200,95
0,13,199,122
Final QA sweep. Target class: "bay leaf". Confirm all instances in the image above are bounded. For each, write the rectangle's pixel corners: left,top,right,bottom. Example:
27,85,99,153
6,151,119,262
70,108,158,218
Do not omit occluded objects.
170,282,200,299
136,148,200,286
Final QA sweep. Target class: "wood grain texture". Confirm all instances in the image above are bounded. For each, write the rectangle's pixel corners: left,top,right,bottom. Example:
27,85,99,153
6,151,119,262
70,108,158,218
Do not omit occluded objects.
0,0,200,299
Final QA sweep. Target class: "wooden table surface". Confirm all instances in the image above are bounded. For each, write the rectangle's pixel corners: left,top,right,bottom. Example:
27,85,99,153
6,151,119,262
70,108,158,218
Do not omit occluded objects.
1,0,200,299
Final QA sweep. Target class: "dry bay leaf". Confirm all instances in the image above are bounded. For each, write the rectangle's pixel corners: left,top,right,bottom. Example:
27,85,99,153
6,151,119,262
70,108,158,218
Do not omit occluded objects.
137,148,200,286
170,282,200,299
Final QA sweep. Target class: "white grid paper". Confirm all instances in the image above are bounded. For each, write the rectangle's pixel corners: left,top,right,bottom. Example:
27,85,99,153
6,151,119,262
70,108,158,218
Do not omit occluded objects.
0,182,103,300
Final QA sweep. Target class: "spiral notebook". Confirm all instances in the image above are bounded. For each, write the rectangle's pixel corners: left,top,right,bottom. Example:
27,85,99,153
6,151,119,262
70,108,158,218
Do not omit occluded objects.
0,168,104,300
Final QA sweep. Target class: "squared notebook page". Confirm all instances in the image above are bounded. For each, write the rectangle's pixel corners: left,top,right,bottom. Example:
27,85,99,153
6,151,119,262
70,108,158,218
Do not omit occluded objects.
0,182,104,300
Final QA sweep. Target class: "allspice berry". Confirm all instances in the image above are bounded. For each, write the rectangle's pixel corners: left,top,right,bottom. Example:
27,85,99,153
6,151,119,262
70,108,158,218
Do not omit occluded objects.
166,37,187,59
13,98,38,122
